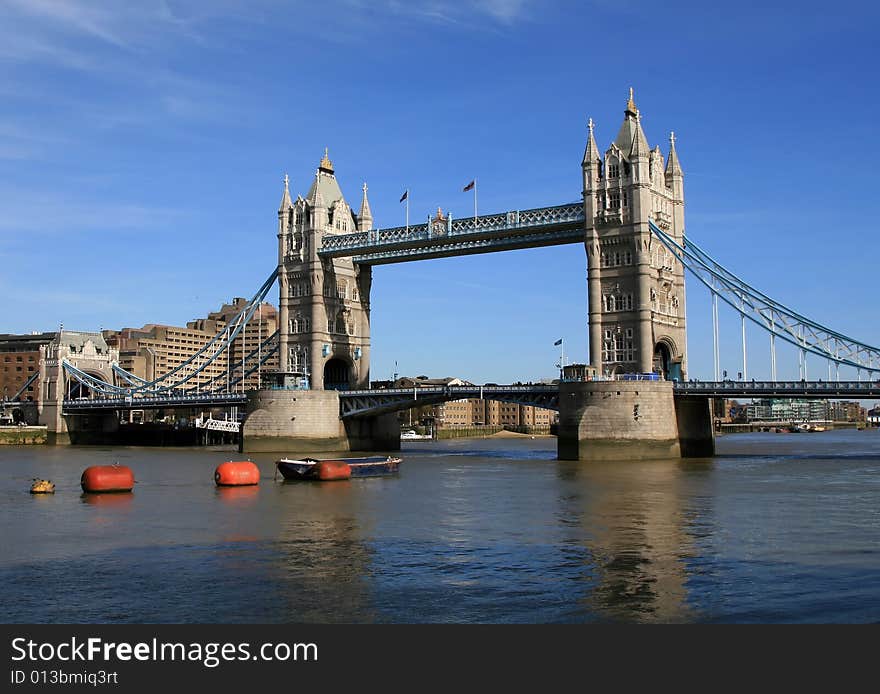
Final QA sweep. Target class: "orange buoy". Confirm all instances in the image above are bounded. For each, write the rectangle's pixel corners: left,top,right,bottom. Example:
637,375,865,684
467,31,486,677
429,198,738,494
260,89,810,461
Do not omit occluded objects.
214,461,260,487
81,465,135,493
314,460,351,481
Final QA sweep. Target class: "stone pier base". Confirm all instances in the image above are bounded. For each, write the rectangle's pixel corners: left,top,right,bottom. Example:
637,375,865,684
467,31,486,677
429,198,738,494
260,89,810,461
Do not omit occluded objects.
240,389,400,454
557,380,714,461
673,395,715,457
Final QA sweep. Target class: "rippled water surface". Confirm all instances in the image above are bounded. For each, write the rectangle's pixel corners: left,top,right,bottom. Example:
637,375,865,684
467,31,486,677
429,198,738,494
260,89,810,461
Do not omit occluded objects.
2,430,880,623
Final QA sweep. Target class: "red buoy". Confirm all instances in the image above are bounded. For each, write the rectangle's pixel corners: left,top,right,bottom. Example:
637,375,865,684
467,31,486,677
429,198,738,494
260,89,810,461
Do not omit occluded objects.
314,460,351,481
214,461,260,487
81,465,135,494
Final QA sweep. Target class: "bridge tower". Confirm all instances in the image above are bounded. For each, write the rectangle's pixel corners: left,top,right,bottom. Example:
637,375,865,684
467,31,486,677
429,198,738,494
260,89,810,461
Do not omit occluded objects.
561,90,710,460
243,152,397,452
583,89,687,380
277,150,372,390
38,330,119,444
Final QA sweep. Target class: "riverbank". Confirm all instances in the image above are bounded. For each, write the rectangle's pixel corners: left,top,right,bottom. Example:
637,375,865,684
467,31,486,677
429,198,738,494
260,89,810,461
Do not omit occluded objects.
0,425,47,445
436,426,554,440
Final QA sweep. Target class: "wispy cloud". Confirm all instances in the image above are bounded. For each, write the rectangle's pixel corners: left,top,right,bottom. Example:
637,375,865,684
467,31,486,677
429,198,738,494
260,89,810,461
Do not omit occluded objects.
0,187,186,235
333,0,535,34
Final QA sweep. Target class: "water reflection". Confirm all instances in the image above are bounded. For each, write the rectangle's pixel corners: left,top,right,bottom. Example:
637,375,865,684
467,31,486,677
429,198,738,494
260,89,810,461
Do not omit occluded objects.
272,480,377,622
214,485,260,507
559,459,704,622
80,492,134,509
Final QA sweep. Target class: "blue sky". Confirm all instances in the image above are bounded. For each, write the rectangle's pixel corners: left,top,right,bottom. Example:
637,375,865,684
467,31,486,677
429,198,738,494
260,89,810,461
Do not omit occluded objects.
1,0,878,384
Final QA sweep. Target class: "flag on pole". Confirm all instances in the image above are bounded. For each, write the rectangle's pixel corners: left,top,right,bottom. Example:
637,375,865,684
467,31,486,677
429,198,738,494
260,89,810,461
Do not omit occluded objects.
554,339,563,346
462,180,475,192
399,190,408,202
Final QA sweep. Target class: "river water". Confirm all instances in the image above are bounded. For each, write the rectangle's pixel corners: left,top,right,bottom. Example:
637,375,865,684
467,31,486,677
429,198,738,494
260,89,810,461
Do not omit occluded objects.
1,430,879,623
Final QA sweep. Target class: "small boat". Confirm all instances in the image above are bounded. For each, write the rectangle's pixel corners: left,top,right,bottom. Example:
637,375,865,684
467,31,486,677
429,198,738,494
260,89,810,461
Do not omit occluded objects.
401,429,432,441
276,455,402,481
30,479,55,494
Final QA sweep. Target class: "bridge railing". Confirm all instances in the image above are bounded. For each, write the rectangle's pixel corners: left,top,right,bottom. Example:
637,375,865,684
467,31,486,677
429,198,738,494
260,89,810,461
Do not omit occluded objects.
319,203,585,256
62,392,248,409
675,380,880,393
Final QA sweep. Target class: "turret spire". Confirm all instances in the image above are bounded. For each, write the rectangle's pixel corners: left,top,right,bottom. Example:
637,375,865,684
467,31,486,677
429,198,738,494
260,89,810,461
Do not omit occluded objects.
309,170,325,208
665,131,683,177
630,108,649,159
582,116,600,166
278,173,293,212
358,181,373,230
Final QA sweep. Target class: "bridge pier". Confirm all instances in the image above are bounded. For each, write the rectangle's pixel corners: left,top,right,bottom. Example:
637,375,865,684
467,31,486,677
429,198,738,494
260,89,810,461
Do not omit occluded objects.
240,389,400,454
673,395,715,457
557,381,714,461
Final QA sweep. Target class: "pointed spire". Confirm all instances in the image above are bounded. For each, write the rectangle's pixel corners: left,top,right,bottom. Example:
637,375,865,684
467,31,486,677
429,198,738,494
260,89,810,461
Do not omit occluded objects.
582,117,600,166
319,147,334,174
278,173,293,212
309,170,325,208
358,181,373,223
625,87,638,117
629,108,649,159
665,131,683,176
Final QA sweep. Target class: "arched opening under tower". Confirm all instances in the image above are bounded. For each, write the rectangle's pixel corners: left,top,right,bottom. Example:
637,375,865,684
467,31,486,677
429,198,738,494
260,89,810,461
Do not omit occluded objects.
653,342,672,380
65,371,109,399
324,358,351,391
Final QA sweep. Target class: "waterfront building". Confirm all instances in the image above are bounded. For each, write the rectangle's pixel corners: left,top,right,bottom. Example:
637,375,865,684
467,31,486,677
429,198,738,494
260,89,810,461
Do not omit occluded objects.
106,300,279,393
392,375,555,430
0,332,55,402
829,400,866,423
190,299,279,391
867,407,880,427
744,399,831,423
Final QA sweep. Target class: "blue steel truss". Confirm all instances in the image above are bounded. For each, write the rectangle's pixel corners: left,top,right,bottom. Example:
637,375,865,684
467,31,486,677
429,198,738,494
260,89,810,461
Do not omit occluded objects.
319,203,585,264
63,268,279,397
649,220,880,373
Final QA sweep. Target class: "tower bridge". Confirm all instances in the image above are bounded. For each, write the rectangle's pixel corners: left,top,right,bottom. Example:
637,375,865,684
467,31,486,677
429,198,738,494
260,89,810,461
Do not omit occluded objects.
46,89,880,459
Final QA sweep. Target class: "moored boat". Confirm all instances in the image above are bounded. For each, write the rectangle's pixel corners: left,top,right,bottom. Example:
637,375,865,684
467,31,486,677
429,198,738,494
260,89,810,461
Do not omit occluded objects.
401,429,432,441
276,455,402,481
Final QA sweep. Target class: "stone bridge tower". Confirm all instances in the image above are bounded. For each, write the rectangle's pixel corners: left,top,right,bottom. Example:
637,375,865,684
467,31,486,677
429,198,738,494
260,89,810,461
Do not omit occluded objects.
582,89,687,380
276,150,372,390
38,330,119,444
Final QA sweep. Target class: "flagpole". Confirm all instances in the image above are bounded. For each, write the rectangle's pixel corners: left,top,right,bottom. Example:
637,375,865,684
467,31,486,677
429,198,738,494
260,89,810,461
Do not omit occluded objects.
406,189,409,231
474,178,478,224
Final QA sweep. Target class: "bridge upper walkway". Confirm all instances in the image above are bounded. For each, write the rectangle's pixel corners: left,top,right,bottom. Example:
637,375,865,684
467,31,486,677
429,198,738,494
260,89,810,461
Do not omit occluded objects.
318,203,586,264
61,381,880,418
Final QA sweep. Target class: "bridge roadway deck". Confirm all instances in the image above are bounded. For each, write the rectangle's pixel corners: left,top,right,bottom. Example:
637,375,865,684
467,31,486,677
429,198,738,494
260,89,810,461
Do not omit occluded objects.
317,202,586,264
674,380,880,398
59,381,880,417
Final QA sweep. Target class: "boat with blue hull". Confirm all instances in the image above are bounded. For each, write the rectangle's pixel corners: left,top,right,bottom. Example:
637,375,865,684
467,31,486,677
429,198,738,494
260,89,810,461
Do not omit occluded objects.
276,455,402,481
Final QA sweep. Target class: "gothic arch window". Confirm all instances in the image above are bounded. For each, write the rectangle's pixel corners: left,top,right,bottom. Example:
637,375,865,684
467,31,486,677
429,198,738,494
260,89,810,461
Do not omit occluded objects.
336,280,347,300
